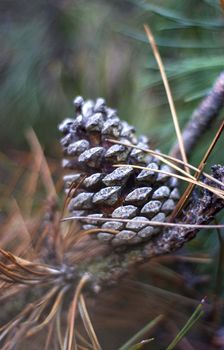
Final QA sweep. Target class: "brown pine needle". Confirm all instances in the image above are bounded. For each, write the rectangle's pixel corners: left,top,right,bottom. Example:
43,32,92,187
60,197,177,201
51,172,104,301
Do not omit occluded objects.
56,305,64,350
63,227,118,249
44,322,54,350
0,249,54,277
66,274,90,350
171,120,224,219
80,228,118,236
61,216,224,230
115,141,195,182
196,120,224,171
0,248,61,275
35,285,61,312
107,138,192,178
24,136,43,216
114,164,224,199
0,287,60,346
0,261,38,284
79,294,102,350
107,138,224,189
144,24,189,174
10,198,32,252
61,175,87,220
27,286,67,336
0,313,30,343
26,128,57,200
76,331,93,349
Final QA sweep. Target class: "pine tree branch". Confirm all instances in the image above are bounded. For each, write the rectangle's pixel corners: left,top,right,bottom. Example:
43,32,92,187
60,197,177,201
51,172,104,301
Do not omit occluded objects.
170,72,224,159
79,165,224,292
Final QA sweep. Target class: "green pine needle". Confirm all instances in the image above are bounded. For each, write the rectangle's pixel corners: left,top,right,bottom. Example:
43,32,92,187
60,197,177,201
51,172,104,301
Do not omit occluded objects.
118,315,163,350
166,298,206,350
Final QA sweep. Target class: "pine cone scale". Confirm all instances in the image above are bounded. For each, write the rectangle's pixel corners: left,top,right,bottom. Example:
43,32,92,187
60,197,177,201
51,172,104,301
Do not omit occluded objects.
59,96,180,247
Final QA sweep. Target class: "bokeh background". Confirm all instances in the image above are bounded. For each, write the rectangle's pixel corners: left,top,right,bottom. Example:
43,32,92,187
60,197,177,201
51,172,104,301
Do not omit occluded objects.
1,1,224,349
1,0,224,156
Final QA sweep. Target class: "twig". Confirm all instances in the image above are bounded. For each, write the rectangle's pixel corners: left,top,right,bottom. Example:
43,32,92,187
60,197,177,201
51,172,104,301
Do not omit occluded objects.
70,165,224,291
170,72,224,159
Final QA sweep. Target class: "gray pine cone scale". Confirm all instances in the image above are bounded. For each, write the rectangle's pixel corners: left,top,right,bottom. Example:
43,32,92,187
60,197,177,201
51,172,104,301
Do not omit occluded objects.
59,96,180,247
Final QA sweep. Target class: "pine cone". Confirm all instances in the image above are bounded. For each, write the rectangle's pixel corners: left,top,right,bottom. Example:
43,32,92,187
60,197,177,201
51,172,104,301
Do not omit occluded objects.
59,96,180,247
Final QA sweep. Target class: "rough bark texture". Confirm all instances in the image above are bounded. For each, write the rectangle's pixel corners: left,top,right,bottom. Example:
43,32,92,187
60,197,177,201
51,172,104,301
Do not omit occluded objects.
79,165,224,292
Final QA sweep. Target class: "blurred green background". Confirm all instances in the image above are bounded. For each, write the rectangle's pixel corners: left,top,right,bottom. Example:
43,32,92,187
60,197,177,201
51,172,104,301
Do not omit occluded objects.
1,0,224,161
1,1,224,349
